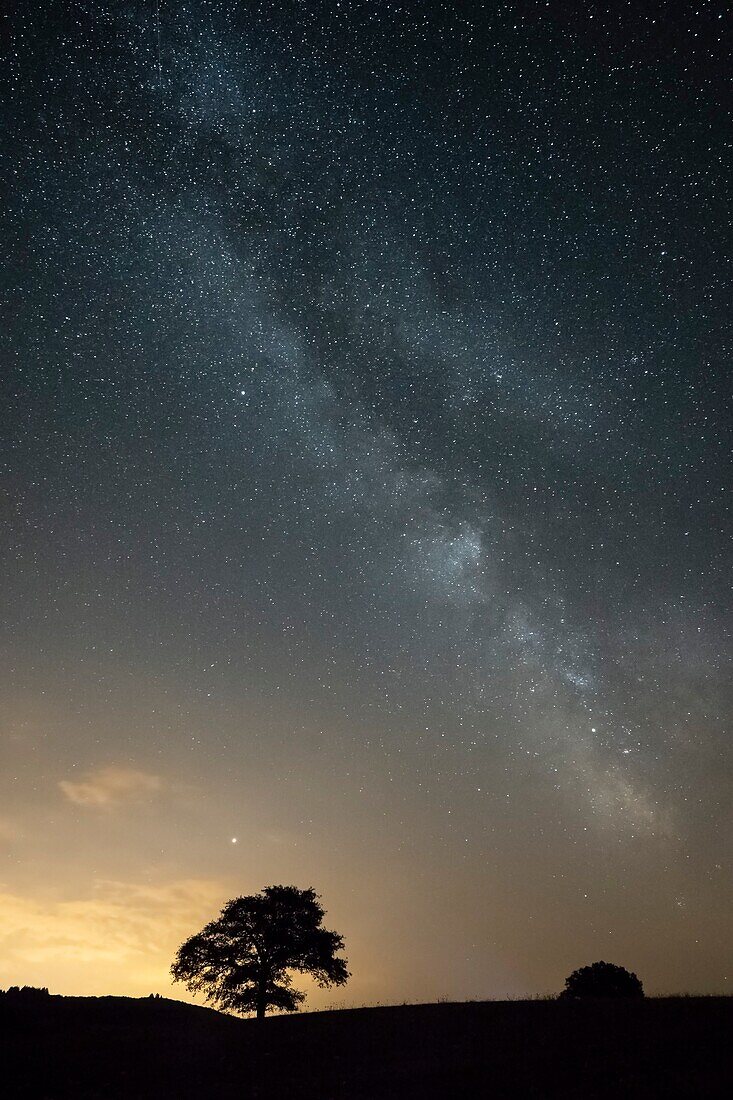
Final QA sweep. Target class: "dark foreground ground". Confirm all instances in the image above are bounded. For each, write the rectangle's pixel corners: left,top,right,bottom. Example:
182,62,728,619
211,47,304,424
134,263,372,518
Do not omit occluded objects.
2,993,732,1098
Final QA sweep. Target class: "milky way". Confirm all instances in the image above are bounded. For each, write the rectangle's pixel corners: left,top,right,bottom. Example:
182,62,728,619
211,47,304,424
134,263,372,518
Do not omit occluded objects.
1,2,730,1002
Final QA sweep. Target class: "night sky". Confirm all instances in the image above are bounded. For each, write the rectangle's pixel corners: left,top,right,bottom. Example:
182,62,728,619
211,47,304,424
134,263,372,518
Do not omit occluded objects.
1,1,730,1007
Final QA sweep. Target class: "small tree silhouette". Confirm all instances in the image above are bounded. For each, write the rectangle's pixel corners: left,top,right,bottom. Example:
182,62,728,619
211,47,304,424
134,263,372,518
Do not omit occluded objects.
171,884,349,1019
1,986,50,1001
560,961,644,999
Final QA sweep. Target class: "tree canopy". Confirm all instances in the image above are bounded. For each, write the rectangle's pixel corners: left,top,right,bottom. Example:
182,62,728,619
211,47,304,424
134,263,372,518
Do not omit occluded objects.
171,884,349,1018
560,961,644,999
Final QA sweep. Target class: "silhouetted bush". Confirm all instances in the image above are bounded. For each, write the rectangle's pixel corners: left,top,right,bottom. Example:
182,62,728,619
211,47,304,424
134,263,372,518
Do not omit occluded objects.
1,985,51,1001
560,961,644,999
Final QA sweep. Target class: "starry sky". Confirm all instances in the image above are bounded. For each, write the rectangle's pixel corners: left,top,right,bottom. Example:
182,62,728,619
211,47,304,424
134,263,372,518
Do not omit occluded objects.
1,1,730,1007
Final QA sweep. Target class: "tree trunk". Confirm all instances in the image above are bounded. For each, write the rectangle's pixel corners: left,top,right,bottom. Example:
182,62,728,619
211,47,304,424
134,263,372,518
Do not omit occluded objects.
256,978,267,1020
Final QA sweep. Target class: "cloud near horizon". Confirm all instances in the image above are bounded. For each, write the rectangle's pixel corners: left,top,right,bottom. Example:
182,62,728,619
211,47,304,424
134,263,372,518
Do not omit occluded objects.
0,879,226,996
59,767,162,808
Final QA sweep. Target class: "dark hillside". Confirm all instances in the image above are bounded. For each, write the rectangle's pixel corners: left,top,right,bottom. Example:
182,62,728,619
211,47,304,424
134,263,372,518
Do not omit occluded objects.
2,993,731,1098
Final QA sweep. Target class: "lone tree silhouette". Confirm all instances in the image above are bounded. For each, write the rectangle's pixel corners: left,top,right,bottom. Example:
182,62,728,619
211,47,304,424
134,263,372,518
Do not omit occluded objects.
560,961,644,999
171,884,349,1019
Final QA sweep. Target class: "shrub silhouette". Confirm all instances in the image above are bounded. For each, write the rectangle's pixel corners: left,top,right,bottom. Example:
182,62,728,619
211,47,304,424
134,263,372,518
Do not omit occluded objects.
1,986,50,1001
560,961,644,999
171,884,349,1019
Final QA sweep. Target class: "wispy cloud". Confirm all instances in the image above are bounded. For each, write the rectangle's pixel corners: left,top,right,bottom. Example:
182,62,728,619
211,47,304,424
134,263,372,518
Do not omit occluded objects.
59,766,162,808
0,879,225,995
